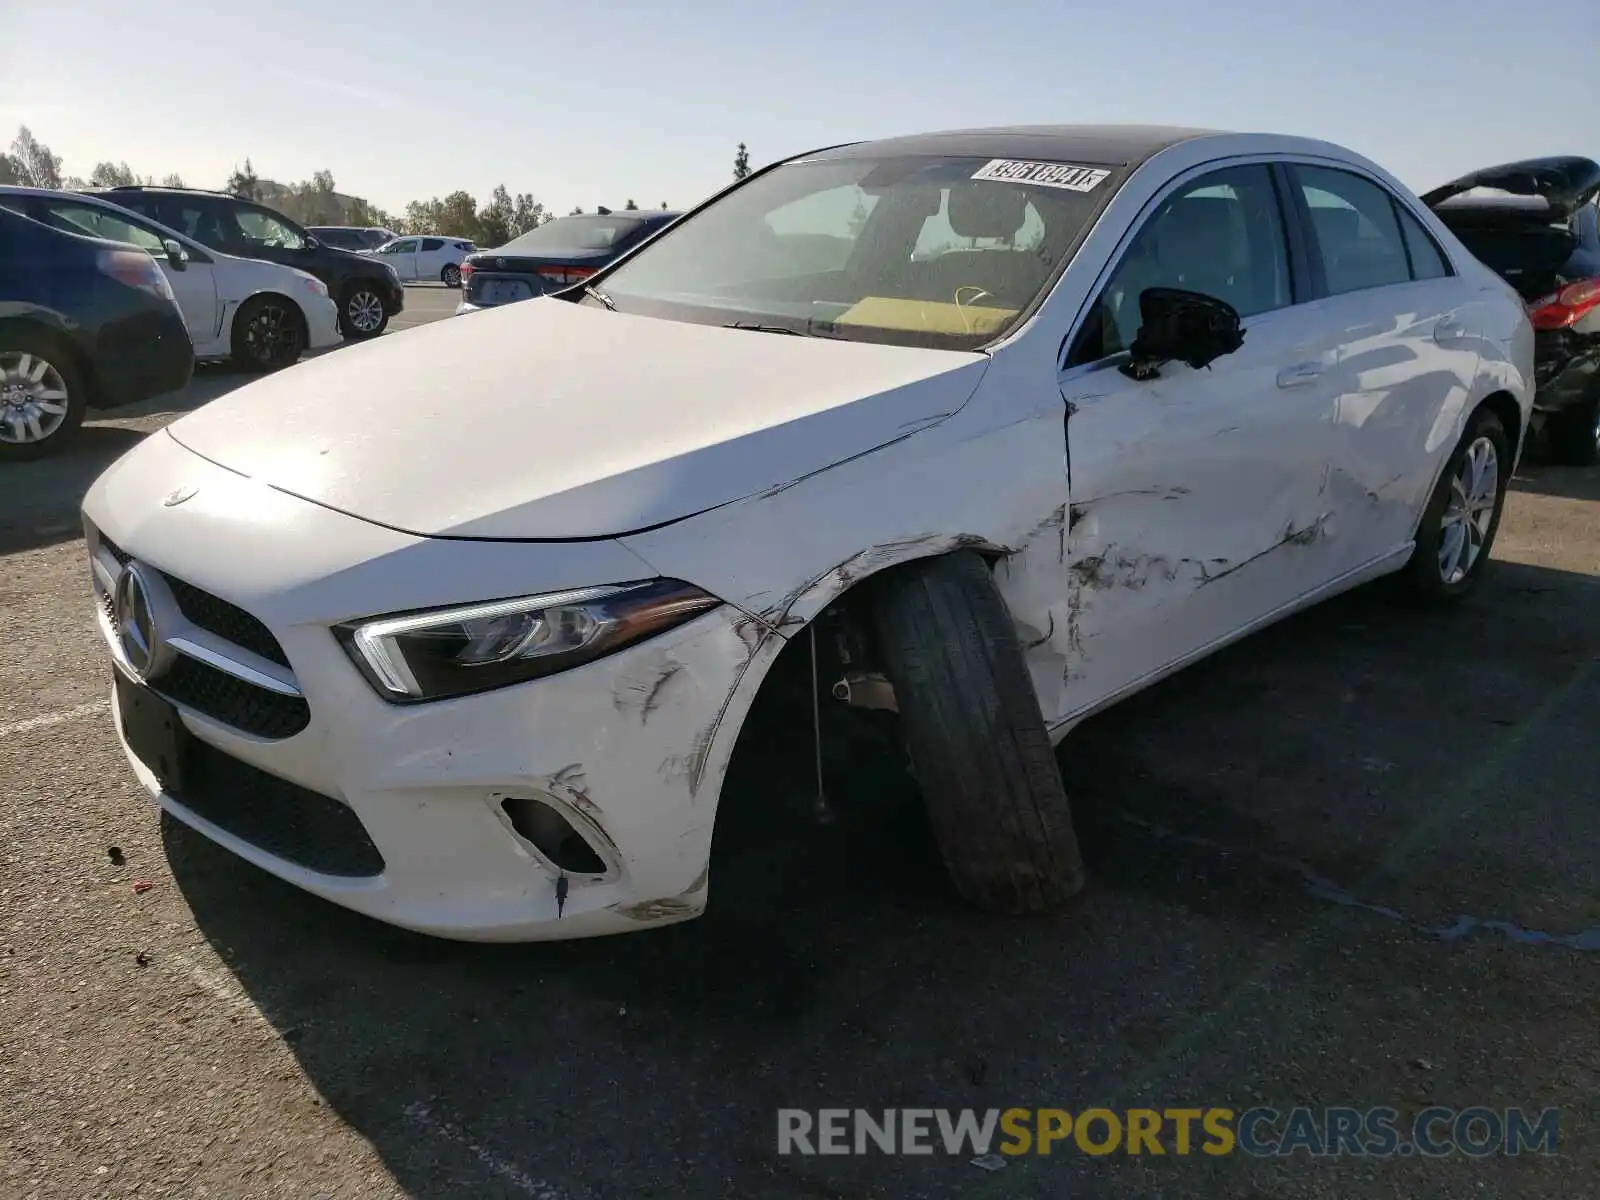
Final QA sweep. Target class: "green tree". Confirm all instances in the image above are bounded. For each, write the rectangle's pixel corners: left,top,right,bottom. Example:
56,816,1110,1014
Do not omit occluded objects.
732,142,750,181
345,197,392,229
569,206,584,216
160,173,186,188
9,126,63,189
509,192,545,237
89,161,137,188
477,184,515,247
624,198,639,210
0,154,16,185
225,158,261,201
661,201,669,210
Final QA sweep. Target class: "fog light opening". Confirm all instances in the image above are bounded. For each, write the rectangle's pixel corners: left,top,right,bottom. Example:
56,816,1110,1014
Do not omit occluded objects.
501,796,607,874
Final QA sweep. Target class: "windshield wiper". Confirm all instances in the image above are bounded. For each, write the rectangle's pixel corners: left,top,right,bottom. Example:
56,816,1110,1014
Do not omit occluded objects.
726,321,803,336
582,284,616,311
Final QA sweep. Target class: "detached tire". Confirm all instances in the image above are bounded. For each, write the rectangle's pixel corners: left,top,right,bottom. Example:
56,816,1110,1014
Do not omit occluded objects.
871,550,1086,914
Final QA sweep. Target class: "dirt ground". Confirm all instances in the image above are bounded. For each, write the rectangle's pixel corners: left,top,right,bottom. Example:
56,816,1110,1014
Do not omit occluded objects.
2,357,1597,1197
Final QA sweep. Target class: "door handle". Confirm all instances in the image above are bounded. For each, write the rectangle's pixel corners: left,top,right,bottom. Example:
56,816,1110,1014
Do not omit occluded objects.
1276,362,1323,388
1434,316,1467,344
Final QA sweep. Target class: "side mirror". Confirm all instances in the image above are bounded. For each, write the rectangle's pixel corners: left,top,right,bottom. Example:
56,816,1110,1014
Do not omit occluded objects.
303,236,320,250
162,239,188,270
1121,287,1245,380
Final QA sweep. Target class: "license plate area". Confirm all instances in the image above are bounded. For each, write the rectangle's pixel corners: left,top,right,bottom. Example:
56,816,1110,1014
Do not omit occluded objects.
481,279,532,304
116,670,187,791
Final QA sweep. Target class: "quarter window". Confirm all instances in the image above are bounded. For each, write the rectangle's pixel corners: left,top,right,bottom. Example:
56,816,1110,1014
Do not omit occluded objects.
1074,164,1292,363
1396,206,1451,280
1291,166,1412,295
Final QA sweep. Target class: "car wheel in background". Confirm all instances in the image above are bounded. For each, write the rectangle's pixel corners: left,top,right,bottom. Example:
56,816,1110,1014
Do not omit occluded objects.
0,329,87,461
1545,387,1600,467
441,263,462,288
870,549,1087,914
340,285,390,339
1402,406,1510,603
231,296,308,372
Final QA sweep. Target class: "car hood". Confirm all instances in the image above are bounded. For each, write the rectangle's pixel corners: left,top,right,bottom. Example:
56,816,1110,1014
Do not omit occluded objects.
164,298,989,539
1421,156,1600,219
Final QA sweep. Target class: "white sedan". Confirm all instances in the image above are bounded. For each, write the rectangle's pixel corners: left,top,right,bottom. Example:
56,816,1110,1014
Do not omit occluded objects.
363,235,477,287
0,187,340,371
83,125,1532,941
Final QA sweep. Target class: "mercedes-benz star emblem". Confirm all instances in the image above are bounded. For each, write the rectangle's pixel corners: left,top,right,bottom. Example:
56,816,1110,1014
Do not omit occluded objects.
113,563,175,682
163,484,199,507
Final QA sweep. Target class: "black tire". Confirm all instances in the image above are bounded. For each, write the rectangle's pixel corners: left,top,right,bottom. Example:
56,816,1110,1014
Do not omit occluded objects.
870,550,1086,914
230,295,307,373
340,284,390,339
441,263,462,288
1545,388,1600,467
0,327,88,461
1401,406,1510,603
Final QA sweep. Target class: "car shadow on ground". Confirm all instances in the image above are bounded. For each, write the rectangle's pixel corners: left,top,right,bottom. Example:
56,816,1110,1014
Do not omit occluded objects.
1510,462,1600,502
163,556,1600,1198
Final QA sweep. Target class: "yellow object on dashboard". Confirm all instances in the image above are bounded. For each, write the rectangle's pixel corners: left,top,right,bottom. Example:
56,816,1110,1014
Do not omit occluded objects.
832,296,1018,336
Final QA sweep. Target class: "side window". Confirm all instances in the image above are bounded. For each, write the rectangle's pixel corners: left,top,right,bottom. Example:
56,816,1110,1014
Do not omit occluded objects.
1073,164,1291,363
387,238,418,254
1395,206,1451,280
1291,166,1411,295
230,205,306,251
419,237,444,252
163,199,228,249
31,199,166,254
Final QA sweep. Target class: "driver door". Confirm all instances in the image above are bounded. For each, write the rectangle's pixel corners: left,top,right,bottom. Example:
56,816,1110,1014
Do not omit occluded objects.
1053,162,1346,717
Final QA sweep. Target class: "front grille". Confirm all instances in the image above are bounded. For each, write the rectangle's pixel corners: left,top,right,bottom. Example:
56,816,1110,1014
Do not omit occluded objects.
154,655,310,739
97,532,291,669
173,739,384,878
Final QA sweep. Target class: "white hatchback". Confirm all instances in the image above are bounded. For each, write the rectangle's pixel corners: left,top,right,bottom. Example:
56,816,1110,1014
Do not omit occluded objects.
0,187,340,371
364,235,477,287
83,125,1533,941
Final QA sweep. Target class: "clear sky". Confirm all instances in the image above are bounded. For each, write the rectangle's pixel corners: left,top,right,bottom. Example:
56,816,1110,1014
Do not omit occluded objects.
4,0,1593,218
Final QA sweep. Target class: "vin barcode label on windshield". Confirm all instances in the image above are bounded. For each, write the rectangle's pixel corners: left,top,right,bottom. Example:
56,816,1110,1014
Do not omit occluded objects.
971,160,1111,192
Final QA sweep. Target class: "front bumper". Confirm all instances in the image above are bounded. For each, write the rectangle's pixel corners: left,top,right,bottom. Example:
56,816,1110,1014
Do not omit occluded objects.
304,295,341,349
83,431,776,941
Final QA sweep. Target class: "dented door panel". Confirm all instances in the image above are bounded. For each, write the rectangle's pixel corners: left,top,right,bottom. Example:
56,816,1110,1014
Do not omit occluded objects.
1035,304,1343,720
1310,283,1484,573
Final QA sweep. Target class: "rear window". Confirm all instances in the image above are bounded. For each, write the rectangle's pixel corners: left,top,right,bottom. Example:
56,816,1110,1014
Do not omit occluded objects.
597,154,1125,350
500,215,648,254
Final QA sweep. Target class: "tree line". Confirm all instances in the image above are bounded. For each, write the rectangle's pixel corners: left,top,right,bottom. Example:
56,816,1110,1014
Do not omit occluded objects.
3,126,757,248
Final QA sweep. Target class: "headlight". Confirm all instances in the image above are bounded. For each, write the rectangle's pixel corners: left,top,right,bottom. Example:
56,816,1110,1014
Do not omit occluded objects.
335,580,721,703
300,275,329,298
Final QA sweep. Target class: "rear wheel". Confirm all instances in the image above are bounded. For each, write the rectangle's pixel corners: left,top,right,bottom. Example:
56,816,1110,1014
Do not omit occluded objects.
870,550,1086,914
441,263,462,288
340,285,389,339
0,330,87,461
1402,406,1509,603
1545,388,1600,467
230,295,307,372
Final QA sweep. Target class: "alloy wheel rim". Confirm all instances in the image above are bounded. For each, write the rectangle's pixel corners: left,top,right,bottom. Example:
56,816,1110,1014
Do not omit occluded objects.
444,265,460,286
348,291,384,332
246,303,295,364
0,351,70,444
1437,435,1499,585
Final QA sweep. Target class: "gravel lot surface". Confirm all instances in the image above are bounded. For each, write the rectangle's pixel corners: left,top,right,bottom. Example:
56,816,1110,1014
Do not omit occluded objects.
3,287,1596,1197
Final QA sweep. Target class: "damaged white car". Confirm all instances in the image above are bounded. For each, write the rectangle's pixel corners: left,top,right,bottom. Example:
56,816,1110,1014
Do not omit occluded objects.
84,125,1534,940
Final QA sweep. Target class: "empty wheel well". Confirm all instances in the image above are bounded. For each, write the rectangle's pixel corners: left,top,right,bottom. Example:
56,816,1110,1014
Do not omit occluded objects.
1479,390,1523,454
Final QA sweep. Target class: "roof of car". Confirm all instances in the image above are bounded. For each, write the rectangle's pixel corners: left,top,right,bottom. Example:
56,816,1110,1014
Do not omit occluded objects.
807,124,1223,166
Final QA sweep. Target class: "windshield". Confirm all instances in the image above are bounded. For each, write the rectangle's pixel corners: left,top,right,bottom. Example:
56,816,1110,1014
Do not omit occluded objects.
595,154,1123,350
501,215,647,254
